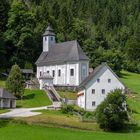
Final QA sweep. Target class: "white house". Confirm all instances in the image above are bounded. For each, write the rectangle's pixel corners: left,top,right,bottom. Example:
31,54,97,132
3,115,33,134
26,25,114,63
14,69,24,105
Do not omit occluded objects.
35,25,89,89
77,63,125,111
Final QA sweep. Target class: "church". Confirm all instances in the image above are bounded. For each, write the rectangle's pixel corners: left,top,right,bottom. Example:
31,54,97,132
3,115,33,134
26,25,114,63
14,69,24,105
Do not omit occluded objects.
35,25,126,111
35,26,89,89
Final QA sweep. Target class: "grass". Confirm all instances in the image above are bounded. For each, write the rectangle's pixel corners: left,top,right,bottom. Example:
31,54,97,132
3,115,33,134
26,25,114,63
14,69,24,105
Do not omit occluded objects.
0,79,5,88
121,70,140,94
0,109,9,114
16,89,52,108
57,90,77,100
0,120,140,140
121,71,140,125
0,70,140,140
19,110,98,131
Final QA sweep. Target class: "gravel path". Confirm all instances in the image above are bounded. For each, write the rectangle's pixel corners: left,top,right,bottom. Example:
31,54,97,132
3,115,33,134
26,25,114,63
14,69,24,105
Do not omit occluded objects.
0,106,47,118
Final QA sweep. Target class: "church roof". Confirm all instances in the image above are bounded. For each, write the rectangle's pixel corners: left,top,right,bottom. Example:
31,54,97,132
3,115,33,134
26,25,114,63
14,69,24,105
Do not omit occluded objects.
35,40,89,66
43,25,55,36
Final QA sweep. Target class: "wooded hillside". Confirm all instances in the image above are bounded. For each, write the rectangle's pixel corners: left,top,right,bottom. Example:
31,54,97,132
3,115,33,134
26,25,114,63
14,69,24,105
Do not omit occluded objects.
0,0,139,74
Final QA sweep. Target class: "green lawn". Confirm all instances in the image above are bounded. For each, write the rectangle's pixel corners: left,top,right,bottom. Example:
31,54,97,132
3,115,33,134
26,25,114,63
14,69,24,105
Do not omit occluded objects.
16,89,52,108
0,71,140,140
0,79,5,88
0,121,140,140
121,70,140,94
57,90,77,100
0,109,9,114
121,71,140,124
19,110,98,131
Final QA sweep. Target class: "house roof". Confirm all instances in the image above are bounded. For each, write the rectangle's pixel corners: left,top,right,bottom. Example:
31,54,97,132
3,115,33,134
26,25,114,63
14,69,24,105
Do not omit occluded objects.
35,40,89,66
79,63,125,89
0,88,16,99
21,69,33,74
43,25,55,36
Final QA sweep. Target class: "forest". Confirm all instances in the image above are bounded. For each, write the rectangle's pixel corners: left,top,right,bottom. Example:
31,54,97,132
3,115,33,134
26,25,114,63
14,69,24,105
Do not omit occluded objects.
0,0,140,74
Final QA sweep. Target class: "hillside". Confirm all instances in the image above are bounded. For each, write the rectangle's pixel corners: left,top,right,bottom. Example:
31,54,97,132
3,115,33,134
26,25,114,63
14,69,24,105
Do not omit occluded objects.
0,0,139,74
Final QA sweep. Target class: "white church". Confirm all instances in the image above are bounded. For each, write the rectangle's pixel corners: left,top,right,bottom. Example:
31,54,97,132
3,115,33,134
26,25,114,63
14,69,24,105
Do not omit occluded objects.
35,25,125,111
35,26,89,89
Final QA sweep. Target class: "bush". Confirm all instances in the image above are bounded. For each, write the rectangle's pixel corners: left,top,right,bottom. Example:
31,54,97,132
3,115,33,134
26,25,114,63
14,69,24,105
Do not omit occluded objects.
61,104,74,115
95,89,129,131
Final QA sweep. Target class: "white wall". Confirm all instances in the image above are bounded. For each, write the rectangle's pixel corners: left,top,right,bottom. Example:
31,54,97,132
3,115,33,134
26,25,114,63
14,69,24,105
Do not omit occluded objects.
84,66,125,111
39,78,53,89
37,62,82,86
43,36,55,52
79,61,89,84
77,90,85,109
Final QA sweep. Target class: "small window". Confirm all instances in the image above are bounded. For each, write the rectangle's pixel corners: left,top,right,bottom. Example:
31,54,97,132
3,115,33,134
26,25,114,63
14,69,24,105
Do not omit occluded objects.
52,70,55,77
70,69,74,76
40,71,42,76
51,36,53,41
97,78,100,83
58,70,61,77
102,89,105,94
92,89,95,94
47,71,49,74
45,37,47,41
92,101,96,106
108,79,111,83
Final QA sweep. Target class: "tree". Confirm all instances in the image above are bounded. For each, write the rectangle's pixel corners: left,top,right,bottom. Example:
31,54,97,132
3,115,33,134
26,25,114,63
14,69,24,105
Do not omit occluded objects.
95,89,129,131
0,0,9,34
4,0,36,67
6,64,25,99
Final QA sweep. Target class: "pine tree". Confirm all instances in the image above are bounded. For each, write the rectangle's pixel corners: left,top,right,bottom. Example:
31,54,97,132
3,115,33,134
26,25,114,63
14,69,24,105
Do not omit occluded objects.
6,64,25,99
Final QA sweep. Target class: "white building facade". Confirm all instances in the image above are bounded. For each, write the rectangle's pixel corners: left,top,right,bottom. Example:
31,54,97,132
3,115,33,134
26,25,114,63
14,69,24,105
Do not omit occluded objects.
36,26,89,89
77,63,125,111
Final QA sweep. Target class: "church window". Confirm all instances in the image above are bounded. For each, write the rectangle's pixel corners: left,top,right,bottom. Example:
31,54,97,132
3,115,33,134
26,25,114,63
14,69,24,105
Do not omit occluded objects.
70,69,74,76
51,37,53,41
52,70,55,77
47,71,49,74
58,70,61,77
40,71,42,76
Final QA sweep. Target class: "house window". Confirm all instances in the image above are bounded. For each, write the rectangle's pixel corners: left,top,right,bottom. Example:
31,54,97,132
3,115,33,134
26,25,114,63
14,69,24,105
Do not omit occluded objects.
102,89,105,94
108,79,111,83
58,70,61,77
92,89,95,94
92,101,96,106
52,70,55,77
70,69,74,76
97,78,100,83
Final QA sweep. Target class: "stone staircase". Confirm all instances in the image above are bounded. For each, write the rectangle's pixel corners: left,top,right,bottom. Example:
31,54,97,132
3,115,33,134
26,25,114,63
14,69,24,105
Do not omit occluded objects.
44,86,62,109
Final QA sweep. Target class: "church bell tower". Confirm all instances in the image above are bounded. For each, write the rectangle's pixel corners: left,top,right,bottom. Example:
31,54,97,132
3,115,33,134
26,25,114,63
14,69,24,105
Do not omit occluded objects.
43,25,55,52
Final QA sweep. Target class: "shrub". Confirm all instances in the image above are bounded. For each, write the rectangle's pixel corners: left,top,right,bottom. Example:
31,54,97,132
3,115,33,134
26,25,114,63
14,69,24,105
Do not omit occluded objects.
95,89,129,131
61,104,74,115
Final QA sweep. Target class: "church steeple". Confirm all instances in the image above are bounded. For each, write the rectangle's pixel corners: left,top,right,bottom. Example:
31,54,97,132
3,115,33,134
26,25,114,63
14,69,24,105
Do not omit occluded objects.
43,25,55,52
